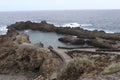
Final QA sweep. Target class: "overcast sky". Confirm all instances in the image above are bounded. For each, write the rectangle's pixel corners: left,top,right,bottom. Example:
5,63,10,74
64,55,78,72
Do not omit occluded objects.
0,0,120,11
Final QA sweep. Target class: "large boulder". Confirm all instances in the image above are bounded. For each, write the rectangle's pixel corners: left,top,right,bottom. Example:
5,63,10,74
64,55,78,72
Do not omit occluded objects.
58,36,85,45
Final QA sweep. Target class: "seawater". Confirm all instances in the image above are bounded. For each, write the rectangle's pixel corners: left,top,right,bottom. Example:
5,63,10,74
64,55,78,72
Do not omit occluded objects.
0,10,120,47
18,30,81,48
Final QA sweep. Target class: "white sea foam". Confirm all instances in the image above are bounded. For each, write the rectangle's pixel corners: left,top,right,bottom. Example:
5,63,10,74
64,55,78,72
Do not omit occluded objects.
83,27,114,33
24,30,31,33
62,23,93,28
80,24,93,27
61,23,114,33
62,23,80,27
104,30,114,33
0,26,8,35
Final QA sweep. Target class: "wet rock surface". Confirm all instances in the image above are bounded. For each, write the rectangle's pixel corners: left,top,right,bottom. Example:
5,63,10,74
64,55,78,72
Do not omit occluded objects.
8,21,120,49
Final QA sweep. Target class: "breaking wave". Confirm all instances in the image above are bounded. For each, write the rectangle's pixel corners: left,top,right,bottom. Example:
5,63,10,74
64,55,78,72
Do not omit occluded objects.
61,23,114,33
61,22,93,27
0,26,8,35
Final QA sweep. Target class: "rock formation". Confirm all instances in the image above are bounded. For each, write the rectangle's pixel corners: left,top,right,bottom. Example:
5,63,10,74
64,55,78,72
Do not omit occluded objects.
86,37,118,49
0,21,120,79
0,28,61,78
58,36,85,45
7,21,120,49
8,21,56,32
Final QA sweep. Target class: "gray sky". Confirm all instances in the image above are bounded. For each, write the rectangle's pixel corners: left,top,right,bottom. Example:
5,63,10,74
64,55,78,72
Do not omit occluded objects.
0,0,120,11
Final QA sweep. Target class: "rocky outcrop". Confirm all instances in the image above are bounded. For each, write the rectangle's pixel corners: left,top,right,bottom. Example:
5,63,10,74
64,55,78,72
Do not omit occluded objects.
1,21,120,79
59,36,120,49
0,28,61,78
15,33,30,44
8,21,120,41
8,21,56,32
58,36,85,45
86,38,118,49
34,42,44,47
7,21,120,49
16,43,60,77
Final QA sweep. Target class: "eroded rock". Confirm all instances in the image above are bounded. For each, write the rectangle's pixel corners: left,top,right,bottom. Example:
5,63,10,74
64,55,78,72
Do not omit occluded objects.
86,37,117,49
58,36,85,45
7,21,120,49
0,29,61,78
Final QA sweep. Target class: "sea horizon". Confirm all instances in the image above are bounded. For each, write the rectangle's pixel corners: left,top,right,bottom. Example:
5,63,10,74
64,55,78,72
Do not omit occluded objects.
1,9,120,12
1,9,120,34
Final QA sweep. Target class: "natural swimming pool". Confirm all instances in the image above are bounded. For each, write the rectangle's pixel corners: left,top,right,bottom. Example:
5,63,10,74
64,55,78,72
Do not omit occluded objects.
18,30,82,48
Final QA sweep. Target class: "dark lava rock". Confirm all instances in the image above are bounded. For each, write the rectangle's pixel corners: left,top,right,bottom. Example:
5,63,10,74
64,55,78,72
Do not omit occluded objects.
58,36,85,45
8,21,120,41
7,21,120,49
86,37,117,49
8,21,56,32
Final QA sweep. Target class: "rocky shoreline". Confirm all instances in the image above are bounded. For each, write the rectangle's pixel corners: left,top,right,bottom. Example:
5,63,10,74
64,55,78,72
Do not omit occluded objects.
0,27,61,79
0,21,120,80
8,21,120,49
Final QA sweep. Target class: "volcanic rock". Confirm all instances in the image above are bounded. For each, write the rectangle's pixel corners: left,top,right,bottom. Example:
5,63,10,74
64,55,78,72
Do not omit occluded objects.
86,37,117,49
8,21,120,41
58,36,85,45
0,28,61,77
8,21,56,32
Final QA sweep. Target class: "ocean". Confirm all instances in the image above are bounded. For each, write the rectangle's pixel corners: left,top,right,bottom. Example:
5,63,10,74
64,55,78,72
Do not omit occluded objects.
0,10,120,47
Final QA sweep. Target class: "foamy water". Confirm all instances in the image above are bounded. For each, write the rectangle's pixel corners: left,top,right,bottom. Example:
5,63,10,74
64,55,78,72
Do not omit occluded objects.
62,23,93,28
0,10,120,47
0,10,120,33
0,22,114,35
0,26,8,35
62,23,81,27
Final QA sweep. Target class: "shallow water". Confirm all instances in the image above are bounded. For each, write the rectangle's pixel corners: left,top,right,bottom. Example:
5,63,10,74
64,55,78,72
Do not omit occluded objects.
19,30,81,48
